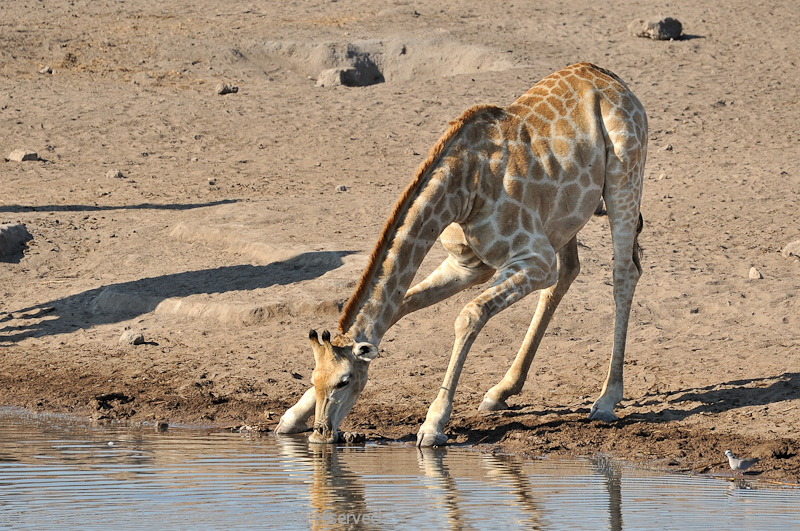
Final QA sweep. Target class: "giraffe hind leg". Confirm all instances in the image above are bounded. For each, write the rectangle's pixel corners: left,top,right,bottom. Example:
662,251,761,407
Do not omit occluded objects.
588,161,644,422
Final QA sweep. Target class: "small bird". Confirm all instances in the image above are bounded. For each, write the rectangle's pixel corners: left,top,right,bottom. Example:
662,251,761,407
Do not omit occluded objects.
724,449,759,473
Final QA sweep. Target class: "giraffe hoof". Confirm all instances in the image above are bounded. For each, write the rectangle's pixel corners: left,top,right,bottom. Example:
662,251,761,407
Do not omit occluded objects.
588,407,618,423
275,414,310,434
478,396,508,412
416,426,448,447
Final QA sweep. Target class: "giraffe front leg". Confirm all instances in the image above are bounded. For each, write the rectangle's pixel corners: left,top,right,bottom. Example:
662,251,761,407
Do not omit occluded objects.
480,238,580,411
275,387,316,434
417,258,555,447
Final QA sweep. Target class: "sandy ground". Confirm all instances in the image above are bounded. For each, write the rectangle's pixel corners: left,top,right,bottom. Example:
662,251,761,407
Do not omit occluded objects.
2,0,799,484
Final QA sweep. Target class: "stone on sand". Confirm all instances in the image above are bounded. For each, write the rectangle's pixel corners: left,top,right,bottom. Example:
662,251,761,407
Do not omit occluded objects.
7,149,39,162
628,17,683,40
0,224,33,261
781,240,800,260
119,330,145,345
216,82,238,95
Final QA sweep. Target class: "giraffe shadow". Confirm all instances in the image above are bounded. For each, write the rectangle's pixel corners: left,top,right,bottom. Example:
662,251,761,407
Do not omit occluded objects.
623,372,800,424
0,250,352,344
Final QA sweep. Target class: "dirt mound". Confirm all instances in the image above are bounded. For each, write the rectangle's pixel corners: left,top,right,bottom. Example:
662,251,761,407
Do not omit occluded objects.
262,38,517,86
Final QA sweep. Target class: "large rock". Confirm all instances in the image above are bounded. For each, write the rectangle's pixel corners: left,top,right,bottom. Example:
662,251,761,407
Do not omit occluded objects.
0,224,33,262
628,17,683,40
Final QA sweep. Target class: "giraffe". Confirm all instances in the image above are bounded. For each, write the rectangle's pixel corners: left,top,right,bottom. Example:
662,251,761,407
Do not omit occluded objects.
275,62,647,446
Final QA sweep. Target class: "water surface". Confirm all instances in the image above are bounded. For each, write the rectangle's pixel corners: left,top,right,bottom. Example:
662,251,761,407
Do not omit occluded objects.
0,409,797,530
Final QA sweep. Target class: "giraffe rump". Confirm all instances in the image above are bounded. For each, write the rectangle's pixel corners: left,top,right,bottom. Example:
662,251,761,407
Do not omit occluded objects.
337,104,505,334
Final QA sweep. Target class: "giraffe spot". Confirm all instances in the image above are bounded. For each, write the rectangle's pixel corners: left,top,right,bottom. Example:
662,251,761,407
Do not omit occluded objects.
498,202,522,237
512,232,531,249
465,124,483,145
550,97,566,116
553,139,572,159
553,118,573,138
506,145,529,179
518,125,532,145
533,102,556,122
503,177,525,202
488,240,511,260
520,211,534,233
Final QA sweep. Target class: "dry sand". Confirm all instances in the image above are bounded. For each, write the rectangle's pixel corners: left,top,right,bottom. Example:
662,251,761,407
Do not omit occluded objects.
2,0,799,483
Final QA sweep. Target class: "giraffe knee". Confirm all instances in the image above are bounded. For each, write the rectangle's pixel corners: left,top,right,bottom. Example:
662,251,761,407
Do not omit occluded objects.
454,303,487,335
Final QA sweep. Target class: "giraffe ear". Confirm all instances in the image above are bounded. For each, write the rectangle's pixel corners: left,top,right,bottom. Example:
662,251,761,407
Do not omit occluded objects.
353,342,378,362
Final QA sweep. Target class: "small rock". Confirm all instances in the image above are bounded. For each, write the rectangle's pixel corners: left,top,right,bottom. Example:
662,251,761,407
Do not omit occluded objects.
781,240,800,260
119,330,145,345
628,17,683,40
7,149,39,162
208,177,216,186
339,431,366,444
658,144,674,152
749,267,763,279
39,65,53,75
155,421,169,432
216,82,238,95
335,184,347,192
106,169,124,179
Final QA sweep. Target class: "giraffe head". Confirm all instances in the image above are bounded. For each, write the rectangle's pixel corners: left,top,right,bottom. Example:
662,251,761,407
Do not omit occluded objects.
307,329,378,443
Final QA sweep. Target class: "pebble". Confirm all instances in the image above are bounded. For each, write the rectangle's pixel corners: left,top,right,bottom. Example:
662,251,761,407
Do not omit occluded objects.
106,169,125,179
119,329,145,345
39,66,53,75
335,184,347,192
340,431,366,444
216,82,238,95
7,149,39,162
658,144,674,152
748,267,763,279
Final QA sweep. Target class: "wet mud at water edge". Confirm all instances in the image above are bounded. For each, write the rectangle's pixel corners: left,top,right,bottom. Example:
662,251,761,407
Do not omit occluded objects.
2,0,800,486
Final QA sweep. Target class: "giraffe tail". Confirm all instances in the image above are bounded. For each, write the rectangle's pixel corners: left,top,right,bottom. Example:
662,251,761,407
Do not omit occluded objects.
594,200,643,274
634,212,644,274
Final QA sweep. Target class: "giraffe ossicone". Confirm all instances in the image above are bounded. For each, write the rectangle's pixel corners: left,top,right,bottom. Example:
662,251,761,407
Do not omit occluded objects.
275,62,647,446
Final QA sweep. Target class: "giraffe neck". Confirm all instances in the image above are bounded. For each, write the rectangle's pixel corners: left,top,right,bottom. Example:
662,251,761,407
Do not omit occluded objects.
339,170,456,345
336,104,504,345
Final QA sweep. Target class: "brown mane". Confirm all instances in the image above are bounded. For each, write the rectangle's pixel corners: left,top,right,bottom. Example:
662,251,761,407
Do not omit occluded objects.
337,104,504,335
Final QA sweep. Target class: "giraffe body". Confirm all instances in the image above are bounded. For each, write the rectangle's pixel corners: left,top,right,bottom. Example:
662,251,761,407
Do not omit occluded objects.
276,63,647,445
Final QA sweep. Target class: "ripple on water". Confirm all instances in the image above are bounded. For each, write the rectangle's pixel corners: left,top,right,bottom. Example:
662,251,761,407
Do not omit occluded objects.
0,409,798,530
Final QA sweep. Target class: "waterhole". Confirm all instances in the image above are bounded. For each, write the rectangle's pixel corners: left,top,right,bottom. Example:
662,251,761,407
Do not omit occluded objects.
1,409,797,530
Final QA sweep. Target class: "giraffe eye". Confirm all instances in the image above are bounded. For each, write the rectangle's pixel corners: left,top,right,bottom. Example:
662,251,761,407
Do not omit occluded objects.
335,377,350,389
